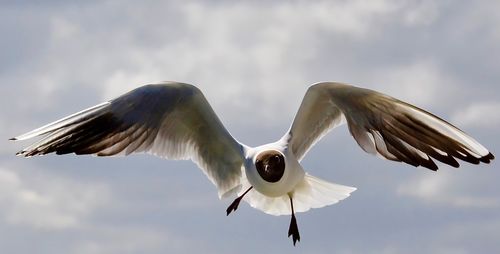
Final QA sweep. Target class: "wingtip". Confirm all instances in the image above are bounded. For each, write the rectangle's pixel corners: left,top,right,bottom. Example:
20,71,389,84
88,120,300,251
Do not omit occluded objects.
487,152,495,160
479,152,495,164
422,158,439,171
15,150,34,157
9,137,17,141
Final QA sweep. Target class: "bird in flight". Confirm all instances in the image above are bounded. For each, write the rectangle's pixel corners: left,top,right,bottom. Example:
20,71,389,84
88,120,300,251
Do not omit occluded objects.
11,82,494,245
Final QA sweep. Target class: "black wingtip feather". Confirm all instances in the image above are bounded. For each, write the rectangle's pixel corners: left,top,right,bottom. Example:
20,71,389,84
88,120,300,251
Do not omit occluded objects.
393,113,493,168
9,137,17,141
450,156,460,167
55,150,72,155
421,158,438,171
478,152,494,163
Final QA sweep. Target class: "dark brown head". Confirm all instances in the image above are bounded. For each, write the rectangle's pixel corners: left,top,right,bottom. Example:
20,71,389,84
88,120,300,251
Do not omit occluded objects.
255,150,285,183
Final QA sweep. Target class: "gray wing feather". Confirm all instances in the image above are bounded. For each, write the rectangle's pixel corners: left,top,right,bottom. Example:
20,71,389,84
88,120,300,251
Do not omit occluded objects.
13,82,245,197
284,82,494,170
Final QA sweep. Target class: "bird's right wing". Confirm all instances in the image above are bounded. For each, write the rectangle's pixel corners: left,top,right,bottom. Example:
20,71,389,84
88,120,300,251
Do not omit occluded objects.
12,82,246,198
283,82,494,170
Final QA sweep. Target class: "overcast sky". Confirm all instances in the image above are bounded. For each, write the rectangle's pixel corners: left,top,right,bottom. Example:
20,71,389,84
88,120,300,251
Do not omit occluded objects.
1,1,499,253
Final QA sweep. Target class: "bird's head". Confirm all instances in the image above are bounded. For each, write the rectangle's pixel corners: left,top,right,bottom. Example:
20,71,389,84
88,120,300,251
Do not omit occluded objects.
255,150,285,183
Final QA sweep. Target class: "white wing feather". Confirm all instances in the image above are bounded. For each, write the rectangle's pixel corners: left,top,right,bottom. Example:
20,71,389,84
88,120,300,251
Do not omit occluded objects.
12,82,246,198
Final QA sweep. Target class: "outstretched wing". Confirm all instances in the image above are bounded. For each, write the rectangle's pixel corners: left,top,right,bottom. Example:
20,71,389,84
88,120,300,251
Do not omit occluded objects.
283,82,494,170
12,82,246,197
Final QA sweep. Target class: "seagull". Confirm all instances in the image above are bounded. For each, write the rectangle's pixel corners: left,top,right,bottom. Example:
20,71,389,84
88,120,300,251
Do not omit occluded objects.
11,82,494,245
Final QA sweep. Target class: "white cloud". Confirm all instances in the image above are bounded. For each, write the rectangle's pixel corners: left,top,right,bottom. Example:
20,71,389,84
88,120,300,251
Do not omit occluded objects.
397,171,499,208
402,0,440,26
370,60,458,108
339,245,402,254
68,222,236,254
94,0,447,127
11,0,448,128
50,16,79,41
450,102,500,129
0,166,110,229
71,226,188,254
276,0,397,37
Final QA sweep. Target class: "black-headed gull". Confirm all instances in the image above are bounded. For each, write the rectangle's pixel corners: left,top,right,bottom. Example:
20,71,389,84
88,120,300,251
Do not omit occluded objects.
11,82,494,245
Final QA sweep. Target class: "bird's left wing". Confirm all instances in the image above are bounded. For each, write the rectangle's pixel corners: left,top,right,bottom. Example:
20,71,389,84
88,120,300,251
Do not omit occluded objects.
283,82,494,170
12,82,246,198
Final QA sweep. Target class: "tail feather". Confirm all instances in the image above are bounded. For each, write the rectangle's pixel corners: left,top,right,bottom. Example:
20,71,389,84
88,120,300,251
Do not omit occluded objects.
241,173,356,216
292,174,356,213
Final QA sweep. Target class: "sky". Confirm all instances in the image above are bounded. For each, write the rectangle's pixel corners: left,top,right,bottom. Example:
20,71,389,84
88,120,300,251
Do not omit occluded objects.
1,0,499,253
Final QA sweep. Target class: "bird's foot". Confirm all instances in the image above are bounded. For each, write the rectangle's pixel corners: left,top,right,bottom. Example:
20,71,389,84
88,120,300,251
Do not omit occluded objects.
226,186,253,216
226,196,242,216
288,213,300,246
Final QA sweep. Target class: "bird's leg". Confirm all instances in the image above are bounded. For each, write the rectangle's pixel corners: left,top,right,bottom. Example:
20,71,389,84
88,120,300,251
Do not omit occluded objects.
288,194,300,246
226,186,253,216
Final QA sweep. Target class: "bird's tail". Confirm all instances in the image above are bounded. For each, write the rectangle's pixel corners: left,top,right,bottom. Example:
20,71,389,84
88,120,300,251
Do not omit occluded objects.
241,173,356,216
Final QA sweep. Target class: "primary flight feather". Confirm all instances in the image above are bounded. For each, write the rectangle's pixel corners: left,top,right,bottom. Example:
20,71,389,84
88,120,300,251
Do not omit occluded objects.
12,81,494,245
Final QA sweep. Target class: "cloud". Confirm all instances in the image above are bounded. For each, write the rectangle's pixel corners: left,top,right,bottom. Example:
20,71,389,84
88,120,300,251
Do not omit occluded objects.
369,60,458,108
274,0,397,37
402,0,439,26
0,0,451,129
0,166,110,229
397,170,499,208
437,218,500,252
450,102,500,129
70,226,191,254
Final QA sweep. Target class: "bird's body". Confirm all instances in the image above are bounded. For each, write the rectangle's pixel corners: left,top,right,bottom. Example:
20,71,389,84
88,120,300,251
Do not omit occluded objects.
11,82,494,245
